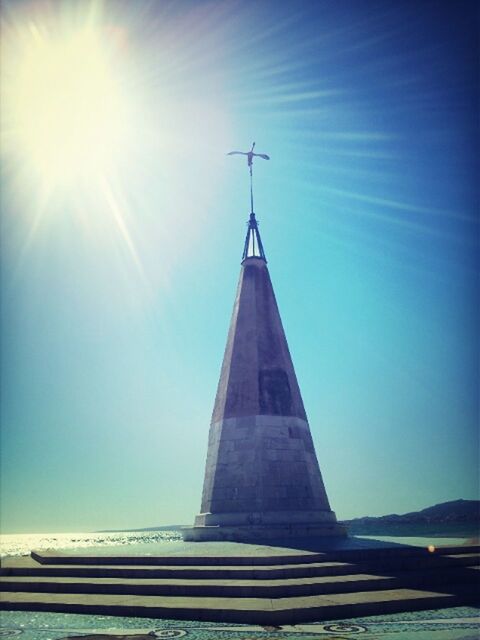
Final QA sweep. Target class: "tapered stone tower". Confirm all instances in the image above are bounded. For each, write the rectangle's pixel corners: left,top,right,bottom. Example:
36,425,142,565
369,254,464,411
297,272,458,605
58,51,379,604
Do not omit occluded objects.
183,210,346,541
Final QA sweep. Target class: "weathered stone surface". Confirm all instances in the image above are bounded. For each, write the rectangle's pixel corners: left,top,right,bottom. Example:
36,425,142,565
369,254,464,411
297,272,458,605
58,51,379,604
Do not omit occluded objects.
211,258,307,423
200,416,333,517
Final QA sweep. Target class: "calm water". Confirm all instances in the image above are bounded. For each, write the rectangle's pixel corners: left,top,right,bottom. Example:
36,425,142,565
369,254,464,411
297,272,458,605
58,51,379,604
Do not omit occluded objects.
0,529,182,557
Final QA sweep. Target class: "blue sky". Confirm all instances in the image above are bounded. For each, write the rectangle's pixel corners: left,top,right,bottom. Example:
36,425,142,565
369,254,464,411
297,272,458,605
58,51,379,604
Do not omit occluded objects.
1,0,478,533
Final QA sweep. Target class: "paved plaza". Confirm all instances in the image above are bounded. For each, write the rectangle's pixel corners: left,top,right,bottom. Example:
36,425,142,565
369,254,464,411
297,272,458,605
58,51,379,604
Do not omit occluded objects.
1,607,479,640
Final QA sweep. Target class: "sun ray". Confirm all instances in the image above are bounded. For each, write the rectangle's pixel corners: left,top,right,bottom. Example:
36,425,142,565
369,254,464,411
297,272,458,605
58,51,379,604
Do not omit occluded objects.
98,176,147,286
321,186,478,223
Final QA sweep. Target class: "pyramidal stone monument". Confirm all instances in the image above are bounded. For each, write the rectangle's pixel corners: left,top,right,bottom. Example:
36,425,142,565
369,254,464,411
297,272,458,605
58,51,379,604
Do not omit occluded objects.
183,145,345,541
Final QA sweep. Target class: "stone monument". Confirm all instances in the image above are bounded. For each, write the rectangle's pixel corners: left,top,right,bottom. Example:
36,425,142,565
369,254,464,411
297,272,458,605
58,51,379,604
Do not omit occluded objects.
183,146,345,541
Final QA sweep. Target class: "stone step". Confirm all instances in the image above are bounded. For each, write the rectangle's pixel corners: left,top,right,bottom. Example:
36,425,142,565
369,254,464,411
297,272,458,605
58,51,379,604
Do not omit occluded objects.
30,544,480,566
0,572,390,597
364,552,479,572
30,549,327,566
0,560,360,580
322,544,480,562
0,586,466,624
2,553,477,581
1,565,477,599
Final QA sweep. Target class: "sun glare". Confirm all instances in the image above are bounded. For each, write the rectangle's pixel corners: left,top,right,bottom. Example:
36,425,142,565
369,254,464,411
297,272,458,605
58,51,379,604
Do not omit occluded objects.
2,19,130,186
1,1,231,283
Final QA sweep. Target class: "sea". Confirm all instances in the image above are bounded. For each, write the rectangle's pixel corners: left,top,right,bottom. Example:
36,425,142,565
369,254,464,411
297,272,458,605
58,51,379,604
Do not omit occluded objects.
0,529,183,558
1,528,474,558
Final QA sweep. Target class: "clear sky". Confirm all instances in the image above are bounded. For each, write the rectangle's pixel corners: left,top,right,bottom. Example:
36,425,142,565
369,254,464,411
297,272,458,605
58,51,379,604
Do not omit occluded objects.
1,0,478,533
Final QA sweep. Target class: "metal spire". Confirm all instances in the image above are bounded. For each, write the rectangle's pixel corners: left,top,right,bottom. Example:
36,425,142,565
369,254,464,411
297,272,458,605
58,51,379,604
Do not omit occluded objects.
241,212,267,262
227,142,270,262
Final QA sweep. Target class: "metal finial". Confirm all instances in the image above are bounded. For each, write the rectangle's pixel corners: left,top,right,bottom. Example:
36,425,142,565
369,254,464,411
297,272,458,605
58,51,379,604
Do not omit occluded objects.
227,143,270,262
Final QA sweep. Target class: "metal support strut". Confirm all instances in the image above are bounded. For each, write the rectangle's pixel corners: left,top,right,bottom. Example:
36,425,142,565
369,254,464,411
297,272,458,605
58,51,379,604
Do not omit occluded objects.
242,212,266,262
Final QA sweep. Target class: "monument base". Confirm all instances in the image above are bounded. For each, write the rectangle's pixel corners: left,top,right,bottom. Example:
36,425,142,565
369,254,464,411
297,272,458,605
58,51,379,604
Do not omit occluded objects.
182,521,347,542
3,543,477,623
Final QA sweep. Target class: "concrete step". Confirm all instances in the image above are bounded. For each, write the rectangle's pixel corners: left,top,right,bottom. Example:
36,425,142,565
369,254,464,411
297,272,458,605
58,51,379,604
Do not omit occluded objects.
360,552,479,572
0,560,360,580
2,553,477,581
0,586,465,624
0,572,391,597
30,544,480,566
1,566,477,598
30,549,327,566
322,544,480,562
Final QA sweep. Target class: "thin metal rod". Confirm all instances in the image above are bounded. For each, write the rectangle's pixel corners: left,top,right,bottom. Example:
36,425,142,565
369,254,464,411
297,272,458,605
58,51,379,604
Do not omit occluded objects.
255,227,266,260
242,225,250,260
249,164,254,214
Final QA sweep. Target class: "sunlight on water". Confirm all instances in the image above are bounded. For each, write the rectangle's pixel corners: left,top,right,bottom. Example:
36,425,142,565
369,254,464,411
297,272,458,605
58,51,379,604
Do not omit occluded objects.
0,529,182,557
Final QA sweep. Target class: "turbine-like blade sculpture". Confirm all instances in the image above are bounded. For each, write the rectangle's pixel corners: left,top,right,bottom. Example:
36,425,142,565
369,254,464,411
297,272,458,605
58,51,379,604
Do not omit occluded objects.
227,142,270,214
227,142,270,168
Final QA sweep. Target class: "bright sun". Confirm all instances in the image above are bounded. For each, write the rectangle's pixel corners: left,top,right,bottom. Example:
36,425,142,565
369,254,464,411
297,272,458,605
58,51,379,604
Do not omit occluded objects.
2,18,130,187
1,1,230,280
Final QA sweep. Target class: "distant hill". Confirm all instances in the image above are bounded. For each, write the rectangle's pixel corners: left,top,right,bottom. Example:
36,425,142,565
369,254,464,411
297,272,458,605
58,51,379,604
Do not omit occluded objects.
343,499,480,537
97,500,479,537
346,499,479,524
